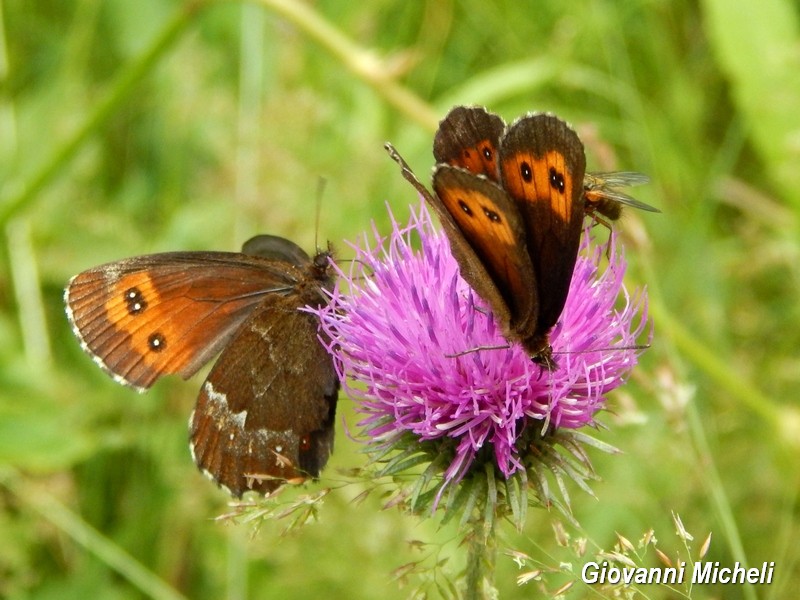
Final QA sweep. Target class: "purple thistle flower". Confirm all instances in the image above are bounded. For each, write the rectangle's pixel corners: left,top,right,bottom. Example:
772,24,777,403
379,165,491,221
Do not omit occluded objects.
311,201,650,496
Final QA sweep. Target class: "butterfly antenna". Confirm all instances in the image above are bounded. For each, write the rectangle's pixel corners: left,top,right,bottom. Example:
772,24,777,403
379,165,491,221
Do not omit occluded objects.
552,343,651,358
314,176,328,251
444,344,511,358
384,142,437,204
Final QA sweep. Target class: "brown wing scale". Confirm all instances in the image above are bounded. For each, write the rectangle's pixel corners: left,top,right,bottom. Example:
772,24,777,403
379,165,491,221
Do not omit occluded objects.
499,114,586,347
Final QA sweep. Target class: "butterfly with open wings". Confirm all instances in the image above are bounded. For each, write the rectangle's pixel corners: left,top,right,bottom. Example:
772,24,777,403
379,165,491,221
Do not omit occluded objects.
65,234,339,497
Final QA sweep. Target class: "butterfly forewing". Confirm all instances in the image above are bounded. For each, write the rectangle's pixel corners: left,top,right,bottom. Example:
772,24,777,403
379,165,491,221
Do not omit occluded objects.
500,114,586,234
432,166,538,337
499,114,586,336
65,253,304,390
433,106,505,181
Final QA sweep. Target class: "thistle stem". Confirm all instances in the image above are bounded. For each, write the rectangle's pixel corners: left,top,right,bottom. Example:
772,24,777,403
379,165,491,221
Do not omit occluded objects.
464,512,497,600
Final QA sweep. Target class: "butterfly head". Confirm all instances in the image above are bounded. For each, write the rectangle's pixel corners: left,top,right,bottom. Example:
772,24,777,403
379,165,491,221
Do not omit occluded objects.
309,245,336,292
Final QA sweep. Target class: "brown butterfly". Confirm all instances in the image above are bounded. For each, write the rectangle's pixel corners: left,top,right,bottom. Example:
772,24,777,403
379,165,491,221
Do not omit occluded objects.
65,234,339,497
386,109,586,368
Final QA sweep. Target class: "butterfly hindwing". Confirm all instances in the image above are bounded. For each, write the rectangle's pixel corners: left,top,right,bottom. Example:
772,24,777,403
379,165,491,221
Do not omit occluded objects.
189,236,338,496
189,267,338,496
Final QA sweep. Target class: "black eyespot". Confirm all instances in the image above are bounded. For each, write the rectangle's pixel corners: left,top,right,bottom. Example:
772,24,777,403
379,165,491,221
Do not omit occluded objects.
482,207,501,222
521,161,532,182
549,167,565,193
124,287,147,315
148,332,166,352
458,199,473,216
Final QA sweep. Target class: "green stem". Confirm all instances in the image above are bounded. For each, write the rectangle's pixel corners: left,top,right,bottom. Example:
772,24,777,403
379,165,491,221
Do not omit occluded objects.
0,1,207,227
250,0,439,130
464,512,497,600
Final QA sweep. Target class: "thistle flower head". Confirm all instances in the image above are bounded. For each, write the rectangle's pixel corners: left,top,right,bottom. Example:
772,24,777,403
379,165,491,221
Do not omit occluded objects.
310,201,650,511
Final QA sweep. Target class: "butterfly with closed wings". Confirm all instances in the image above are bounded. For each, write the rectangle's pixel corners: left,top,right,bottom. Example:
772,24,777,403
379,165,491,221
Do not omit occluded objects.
387,105,655,369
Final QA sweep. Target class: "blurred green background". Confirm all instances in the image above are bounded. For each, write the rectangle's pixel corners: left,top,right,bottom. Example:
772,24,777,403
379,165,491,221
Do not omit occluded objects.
1,0,798,598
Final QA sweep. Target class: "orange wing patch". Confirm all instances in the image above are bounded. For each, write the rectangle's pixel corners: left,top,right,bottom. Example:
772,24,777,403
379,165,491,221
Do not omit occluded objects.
435,182,517,251
501,150,576,223
66,258,279,389
447,138,499,178
433,106,505,181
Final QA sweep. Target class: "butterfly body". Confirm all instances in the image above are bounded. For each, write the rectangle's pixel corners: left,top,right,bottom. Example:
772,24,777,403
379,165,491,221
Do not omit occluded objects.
65,234,338,497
